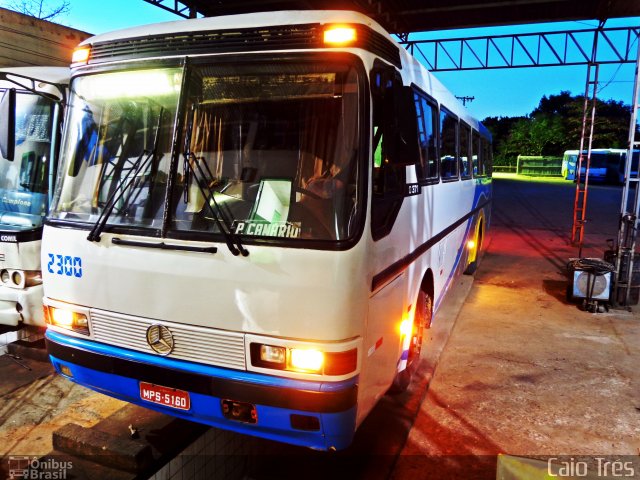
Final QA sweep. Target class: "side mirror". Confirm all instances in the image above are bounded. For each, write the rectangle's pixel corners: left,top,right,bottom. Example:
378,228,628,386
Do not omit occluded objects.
0,88,16,161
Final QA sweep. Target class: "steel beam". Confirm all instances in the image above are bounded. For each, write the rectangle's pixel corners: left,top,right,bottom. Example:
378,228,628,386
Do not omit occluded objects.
403,26,640,71
142,0,196,18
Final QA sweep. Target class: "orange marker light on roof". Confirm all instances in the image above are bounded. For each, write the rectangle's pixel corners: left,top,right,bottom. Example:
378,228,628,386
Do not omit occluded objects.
324,26,357,46
72,47,91,65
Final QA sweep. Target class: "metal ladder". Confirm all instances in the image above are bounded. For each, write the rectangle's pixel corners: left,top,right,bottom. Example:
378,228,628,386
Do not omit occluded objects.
612,38,640,308
571,27,603,256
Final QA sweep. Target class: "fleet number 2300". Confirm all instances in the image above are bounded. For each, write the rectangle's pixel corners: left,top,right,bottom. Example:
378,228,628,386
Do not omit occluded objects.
47,254,83,278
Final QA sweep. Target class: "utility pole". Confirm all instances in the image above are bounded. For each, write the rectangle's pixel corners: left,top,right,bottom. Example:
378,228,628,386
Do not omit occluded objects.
456,96,475,106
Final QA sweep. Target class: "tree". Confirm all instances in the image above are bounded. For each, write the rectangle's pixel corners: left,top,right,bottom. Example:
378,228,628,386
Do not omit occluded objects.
6,0,70,21
531,91,574,117
483,91,633,166
482,115,526,165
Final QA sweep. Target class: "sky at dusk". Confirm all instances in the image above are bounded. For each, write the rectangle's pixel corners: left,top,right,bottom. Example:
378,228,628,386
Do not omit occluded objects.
1,0,637,121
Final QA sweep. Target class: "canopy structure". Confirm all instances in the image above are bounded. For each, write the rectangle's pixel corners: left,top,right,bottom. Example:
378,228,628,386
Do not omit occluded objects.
143,0,640,34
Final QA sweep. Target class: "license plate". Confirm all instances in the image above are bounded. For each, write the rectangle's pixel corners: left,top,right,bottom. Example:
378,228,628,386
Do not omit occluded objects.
139,382,190,410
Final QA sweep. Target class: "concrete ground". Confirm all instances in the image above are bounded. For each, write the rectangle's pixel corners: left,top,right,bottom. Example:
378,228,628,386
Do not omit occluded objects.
0,355,125,458
1,176,638,480
393,176,640,478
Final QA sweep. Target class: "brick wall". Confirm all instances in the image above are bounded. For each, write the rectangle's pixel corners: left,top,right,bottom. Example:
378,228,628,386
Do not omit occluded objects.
0,7,90,67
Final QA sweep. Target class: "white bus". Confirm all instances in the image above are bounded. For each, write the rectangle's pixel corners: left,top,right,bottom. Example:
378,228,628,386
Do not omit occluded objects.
562,148,640,184
0,67,68,327
42,11,492,451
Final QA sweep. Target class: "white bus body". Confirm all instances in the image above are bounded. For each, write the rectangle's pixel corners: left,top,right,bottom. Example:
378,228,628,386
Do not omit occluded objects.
0,67,68,326
42,11,492,450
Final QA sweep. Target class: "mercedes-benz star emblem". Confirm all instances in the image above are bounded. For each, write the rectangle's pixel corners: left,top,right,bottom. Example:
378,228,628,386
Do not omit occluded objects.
146,324,174,355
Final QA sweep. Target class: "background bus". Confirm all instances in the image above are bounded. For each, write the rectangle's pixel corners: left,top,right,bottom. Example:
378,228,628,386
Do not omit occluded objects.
0,67,68,327
42,11,492,451
562,148,639,184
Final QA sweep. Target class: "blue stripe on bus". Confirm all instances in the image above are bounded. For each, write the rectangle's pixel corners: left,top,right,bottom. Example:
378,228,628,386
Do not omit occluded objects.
49,353,357,450
372,180,492,294
46,330,357,450
46,330,355,392
434,182,490,313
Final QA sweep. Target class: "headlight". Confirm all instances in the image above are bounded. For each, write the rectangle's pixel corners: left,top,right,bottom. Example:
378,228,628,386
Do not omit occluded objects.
45,306,90,335
289,349,324,373
260,345,286,364
0,269,41,289
11,270,23,287
250,343,356,376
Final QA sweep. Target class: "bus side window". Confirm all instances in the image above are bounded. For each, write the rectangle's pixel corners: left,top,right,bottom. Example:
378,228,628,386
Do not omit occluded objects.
471,130,479,176
484,137,493,175
459,122,471,179
413,91,439,183
478,137,486,176
439,108,458,181
370,70,408,241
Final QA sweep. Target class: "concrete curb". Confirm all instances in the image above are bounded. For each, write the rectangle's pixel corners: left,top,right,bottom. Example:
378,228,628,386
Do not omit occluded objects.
7,339,49,362
53,423,153,473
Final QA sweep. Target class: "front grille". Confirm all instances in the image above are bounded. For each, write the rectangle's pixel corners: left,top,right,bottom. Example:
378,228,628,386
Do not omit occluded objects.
90,309,246,370
364,28,402,68
90,24,320,64
87,23,401,68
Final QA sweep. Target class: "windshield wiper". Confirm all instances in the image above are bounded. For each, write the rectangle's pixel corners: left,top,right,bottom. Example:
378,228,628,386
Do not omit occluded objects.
182,104,248,257
87,107,165,242
182,152,249,257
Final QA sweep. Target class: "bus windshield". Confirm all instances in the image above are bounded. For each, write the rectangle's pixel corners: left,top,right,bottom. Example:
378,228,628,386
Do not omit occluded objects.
52,61,361,243
0,92,54,231
177,61,361,242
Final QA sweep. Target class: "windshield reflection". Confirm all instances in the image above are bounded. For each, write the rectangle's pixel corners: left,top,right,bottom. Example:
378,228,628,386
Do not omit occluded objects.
52,68,182,229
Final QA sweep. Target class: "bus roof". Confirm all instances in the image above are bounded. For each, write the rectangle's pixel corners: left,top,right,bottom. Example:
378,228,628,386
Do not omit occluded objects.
77,10,484,134
564,149,634,155
0,66,69,86
80,10,389,46
0,66,69,100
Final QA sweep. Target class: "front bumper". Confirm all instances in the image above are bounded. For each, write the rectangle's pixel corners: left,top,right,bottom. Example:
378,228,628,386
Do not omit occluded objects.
45,330,358,451
0,284,44,326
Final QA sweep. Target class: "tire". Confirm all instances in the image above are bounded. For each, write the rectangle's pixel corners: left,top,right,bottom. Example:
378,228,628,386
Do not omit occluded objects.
464,220,483,275
388,289,432,394
464,260,478,275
